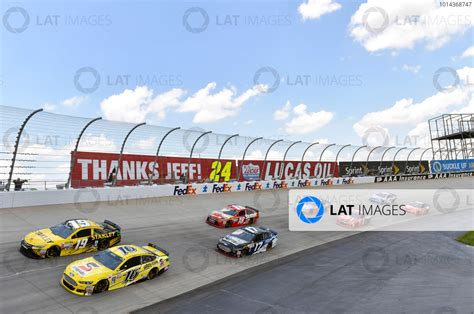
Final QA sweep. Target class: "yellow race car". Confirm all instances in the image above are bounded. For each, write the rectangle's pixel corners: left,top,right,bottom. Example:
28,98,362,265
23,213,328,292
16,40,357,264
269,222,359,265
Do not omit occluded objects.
61,244,170,296
20,219,121,258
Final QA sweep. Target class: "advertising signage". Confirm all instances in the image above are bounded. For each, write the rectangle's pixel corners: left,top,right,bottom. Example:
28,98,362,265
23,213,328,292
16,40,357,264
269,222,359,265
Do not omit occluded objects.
431,159,474,173
70,151,339,188
338,161,429,177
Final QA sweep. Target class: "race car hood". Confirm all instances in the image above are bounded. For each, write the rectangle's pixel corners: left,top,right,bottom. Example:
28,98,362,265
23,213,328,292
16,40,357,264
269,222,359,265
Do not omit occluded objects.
337,215,353,221
210,211,232,219
221,235,248,247
24,228,63,246
65,257,113,280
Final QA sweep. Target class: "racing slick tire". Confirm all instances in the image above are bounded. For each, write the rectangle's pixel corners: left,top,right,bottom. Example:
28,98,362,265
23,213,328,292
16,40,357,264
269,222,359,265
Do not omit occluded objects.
94,279,109,294
239,248,250,257
225,221,232,228
46,246,60,258
97,239,110,251
249,218,255,225
147,267,159,280
267,240,274,250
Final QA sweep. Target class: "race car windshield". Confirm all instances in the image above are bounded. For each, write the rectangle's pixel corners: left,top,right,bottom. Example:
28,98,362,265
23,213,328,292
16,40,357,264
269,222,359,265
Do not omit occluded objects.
222,209,237,216
94,250,123,270
50,223,74,238
232,229,255,242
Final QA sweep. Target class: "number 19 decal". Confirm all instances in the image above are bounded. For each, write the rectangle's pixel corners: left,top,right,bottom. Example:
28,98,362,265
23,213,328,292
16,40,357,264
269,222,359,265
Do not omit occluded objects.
209,161,232,182
75,239,88,250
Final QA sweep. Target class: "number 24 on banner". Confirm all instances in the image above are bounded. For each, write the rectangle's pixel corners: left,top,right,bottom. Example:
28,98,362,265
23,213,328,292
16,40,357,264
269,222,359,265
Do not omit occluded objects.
209,161,232,182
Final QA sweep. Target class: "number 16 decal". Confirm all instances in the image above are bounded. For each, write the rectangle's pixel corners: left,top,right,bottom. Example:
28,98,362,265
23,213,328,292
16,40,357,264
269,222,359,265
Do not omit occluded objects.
125,269,139,282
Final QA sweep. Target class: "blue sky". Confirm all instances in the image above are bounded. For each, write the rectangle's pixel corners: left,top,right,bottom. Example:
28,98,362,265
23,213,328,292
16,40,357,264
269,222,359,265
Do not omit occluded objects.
1,0,473,148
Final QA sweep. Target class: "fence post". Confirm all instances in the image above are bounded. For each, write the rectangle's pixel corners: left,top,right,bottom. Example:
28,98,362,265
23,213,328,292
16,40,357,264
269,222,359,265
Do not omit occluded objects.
66,117,102,188
279,141,301,179
214,134,239,181
6,108,43,191
113,123,146,186
299,142,320,179
238,137,263,181
188,131,212,183
260,139,283,180
151,127,180,184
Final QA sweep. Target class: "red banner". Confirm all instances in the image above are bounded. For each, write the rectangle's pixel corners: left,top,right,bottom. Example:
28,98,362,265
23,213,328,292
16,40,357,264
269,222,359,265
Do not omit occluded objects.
70,151,339,188
70,151,237,188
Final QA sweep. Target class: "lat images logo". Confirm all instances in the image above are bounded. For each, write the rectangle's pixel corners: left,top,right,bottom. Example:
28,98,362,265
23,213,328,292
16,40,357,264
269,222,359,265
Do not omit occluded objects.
296,196,325,224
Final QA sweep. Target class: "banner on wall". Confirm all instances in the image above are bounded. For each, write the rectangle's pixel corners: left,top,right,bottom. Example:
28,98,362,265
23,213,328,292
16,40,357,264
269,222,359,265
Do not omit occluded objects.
431,159,474,173
240,160,339,180
70,151,237,188
338,161,429,176
70,151,339,188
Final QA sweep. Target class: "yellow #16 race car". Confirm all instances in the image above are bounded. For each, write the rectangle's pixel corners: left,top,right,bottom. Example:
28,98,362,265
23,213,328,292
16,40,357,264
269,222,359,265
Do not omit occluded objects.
20,219,121,258
61,244,170,296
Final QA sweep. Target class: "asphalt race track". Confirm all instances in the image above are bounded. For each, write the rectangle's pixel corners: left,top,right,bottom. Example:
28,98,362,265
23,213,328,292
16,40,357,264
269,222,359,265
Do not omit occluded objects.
136,231,474,314
0,177,472,313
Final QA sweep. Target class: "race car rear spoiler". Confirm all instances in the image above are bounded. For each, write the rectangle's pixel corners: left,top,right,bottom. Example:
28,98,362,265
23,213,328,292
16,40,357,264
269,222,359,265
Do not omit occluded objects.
147,243,170,256
103,220,121,231
245,205,259,212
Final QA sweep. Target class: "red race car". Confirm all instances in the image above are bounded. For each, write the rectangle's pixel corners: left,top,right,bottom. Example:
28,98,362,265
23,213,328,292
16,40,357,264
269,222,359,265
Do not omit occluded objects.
206,204,259,228
336,213,371,229
405,201,430,215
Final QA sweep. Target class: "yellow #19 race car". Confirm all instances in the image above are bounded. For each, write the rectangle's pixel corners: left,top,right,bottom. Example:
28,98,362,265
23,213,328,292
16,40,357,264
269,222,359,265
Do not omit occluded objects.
61,244,170,296
20,219,121,258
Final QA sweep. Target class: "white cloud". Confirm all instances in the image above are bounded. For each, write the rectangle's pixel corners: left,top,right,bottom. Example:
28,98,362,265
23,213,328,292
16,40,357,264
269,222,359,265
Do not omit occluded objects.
274,101,292,120
349,0,473,52
298,0,341,20
284,104,334,135
136,136,157,150
100,86,184,123
402,64,421,75
100,83,264,124
315,138,329,144
354,66,474,147
42,103,56,111
63,96,86,107
177,82,265,123
461,45,474,58
245,120,254,125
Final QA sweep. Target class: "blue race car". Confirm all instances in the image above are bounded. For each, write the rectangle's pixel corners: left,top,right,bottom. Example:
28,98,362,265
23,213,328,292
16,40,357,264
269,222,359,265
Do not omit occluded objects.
216,226,278,258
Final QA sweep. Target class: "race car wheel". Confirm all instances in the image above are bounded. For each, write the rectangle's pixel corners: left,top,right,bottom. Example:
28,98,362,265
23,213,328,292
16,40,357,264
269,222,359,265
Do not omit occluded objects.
147,268,159,280
249,218,255,225
97,239,109,251
225,221,232,228
94,279,109,294
46,246,60,258
241,248,250,257
267,241,274,250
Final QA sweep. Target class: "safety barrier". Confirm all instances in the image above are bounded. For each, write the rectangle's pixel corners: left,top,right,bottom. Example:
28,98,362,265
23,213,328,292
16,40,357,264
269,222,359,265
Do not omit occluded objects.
3,172,472,209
